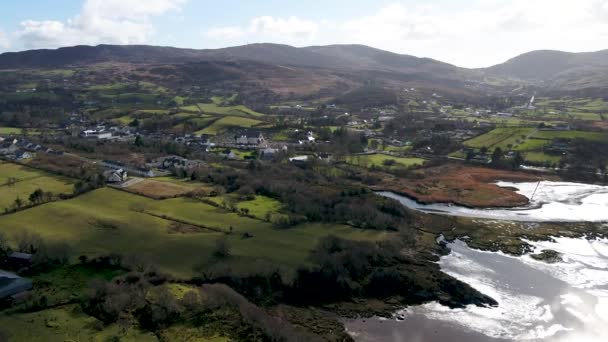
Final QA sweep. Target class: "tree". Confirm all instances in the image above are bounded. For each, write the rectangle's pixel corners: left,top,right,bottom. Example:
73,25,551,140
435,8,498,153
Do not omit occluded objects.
213,237,231,259
15,230,42,254
14,197,24,209
29,188,44,205
465,150,476,161
129,118,140,127
134,135,144,147
0,232,9,258
6,177,17,187
491,147,503,166
511,152,525,170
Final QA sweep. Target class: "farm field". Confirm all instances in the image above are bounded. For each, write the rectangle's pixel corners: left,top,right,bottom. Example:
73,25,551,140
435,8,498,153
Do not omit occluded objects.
531,130,608,142
346,153,425,169
0,127,40,135
208,195,285,220
122,178,211,199
0,188,388,277
180,96,265,118
523,152,562,164
195,116,264,135
0,304,159,342
464,127,535,150
0,162,75,210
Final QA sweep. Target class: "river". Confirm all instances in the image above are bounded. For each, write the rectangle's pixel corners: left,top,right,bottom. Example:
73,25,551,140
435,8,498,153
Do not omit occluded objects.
344,181,608,341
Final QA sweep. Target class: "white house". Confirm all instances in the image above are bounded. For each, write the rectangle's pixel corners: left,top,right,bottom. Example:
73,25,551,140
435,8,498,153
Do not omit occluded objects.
235,132,265,145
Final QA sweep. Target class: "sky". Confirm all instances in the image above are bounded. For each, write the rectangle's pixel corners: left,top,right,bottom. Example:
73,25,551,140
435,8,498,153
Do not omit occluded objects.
0,0,607,68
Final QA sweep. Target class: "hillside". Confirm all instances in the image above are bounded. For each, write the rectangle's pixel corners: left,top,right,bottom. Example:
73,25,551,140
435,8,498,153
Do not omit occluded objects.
2,43,608,95
483,49,608,92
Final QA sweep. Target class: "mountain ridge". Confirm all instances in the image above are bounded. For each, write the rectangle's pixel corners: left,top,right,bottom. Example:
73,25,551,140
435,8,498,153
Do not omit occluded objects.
2,43,608,93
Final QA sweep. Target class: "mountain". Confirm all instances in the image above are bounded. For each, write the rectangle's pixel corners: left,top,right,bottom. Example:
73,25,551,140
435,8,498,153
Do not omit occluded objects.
0,43,462,75
483,50,608,90
2,43,608,95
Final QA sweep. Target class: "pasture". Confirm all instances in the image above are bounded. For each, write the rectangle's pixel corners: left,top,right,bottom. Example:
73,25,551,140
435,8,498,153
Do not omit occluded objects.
464,127,535,151
0,162,75,210
346,154,425,169
0,188,388,277
195,116,264,135
531,130,608,142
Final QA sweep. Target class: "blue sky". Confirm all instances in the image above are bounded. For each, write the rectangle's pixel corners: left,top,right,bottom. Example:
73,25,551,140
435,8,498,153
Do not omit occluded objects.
1,0,607,67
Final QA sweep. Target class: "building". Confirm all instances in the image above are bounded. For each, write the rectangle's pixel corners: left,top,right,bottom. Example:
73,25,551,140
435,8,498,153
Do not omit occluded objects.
260,148,278,160
104,169,128,183
222,150,238,160
149,156,205,170
102,160,155,178
0,139,18,155
13,150,33,161
6,252,34,270
81,130,113,140
235,132,265,146
0,270,33,300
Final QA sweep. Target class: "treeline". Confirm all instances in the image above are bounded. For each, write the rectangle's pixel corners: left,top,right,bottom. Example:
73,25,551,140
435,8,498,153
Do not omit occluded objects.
82,271,319,341
193,235,497,311
191,161,412,231
561,139,608,182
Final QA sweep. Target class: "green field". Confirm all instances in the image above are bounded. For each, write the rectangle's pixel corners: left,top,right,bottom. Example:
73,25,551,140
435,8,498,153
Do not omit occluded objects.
464,127,535,150
523,152,562,164
197,102,265,118
531,130,608,142
0,304,160,342
0,127,41,135
195,116,264,135
180,97,264,118
0,162,76,210
0,188,388,277
346,154,425,169
0,127,23,134
208,195,284,220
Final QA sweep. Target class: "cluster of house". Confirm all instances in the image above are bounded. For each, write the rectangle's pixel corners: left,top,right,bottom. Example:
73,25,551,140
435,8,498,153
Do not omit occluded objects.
79,125,133,140
0,137,63,161
103,168,128,183
102,160,156,178
102,155,208,183
235,131,265,146
147,155,206,170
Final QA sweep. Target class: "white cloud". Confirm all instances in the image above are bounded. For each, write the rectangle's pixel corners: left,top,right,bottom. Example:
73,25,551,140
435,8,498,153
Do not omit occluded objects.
206,27,246,40
15,0,186,49
0,30,9,49
205,16,319,43
203,0,608,67
249,16,318,40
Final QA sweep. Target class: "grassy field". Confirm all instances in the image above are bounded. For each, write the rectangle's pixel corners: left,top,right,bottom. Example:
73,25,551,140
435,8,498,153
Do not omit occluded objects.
0,162,75,210
179,97,265,118
523,152,562,164
0,188,388,277
208,195,285,220
531,130,608,142
196,116,264,135
464,127,535,150
197,102,265,117
0,304,159,342
0,127,41,135
346,154,425,169
0,127,23,134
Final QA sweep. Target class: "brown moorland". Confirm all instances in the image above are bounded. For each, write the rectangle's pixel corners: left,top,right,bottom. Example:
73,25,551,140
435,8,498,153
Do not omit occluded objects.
375,164,544,208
